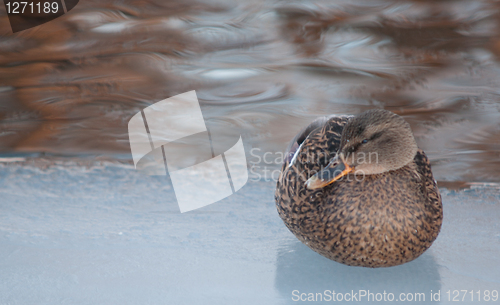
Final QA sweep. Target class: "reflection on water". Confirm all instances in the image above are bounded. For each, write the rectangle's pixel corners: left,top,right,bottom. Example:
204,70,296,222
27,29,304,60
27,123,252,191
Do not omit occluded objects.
1,0,500,183
275,240,441,305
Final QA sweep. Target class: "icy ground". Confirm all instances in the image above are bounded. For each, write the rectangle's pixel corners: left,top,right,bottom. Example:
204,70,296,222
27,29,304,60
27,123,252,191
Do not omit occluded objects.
0,162,499,304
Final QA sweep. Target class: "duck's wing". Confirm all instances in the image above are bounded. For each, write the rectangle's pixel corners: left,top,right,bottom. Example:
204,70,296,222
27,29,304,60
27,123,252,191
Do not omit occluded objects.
414,149,443,225
285,115,352,165
285,116,329,164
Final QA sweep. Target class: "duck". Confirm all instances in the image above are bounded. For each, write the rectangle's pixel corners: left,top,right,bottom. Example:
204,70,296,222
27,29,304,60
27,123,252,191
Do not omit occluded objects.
275,109,443,268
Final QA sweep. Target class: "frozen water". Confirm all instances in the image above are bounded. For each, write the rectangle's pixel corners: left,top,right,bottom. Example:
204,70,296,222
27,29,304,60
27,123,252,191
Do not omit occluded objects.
0,162,498,304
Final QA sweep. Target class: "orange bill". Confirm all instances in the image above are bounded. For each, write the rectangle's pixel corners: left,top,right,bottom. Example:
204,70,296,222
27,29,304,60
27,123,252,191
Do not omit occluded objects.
305,156,354,189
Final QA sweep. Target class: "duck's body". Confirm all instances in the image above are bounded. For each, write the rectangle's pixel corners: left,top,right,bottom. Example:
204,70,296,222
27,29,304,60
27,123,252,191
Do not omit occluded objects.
275,110,442,268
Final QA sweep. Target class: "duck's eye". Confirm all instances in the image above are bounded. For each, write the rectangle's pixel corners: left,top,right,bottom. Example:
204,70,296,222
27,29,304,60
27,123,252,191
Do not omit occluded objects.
362,139,368,144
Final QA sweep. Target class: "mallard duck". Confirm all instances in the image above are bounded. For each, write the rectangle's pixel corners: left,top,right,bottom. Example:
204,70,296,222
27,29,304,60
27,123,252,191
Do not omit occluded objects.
275,109,443,268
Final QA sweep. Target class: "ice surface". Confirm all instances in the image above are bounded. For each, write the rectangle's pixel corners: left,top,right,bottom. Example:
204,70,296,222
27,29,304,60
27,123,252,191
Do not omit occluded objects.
0,162,499,304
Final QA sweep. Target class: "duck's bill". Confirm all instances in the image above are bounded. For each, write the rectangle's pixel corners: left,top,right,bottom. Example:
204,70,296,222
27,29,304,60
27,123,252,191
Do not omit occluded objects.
305,156,354,189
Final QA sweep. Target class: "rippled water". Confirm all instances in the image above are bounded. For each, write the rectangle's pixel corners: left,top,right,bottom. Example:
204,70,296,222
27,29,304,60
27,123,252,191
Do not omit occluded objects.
1,0,500,184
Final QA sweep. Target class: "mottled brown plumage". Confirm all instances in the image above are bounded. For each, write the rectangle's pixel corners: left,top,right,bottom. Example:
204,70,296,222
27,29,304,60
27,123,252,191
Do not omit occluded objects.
275,109,443,268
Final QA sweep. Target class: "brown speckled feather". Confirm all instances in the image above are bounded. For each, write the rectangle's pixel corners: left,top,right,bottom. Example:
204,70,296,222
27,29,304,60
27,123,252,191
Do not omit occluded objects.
275,115,443,268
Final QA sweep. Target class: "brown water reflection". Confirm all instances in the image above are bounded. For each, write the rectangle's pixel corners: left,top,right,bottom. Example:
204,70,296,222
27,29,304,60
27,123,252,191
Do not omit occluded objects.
1,0,500,183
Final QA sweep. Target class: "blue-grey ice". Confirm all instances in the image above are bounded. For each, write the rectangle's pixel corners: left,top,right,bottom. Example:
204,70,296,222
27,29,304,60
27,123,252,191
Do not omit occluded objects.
0,162,498,304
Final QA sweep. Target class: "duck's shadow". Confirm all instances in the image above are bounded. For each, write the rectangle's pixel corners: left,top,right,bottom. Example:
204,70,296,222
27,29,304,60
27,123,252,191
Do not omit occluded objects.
275,240,441,304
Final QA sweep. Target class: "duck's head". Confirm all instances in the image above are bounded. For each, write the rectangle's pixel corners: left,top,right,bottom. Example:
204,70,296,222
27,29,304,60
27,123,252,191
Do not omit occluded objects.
306,109,418,189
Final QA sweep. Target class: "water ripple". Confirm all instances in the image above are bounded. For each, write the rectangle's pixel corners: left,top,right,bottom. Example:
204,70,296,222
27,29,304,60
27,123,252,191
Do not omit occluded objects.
1,0,500,183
